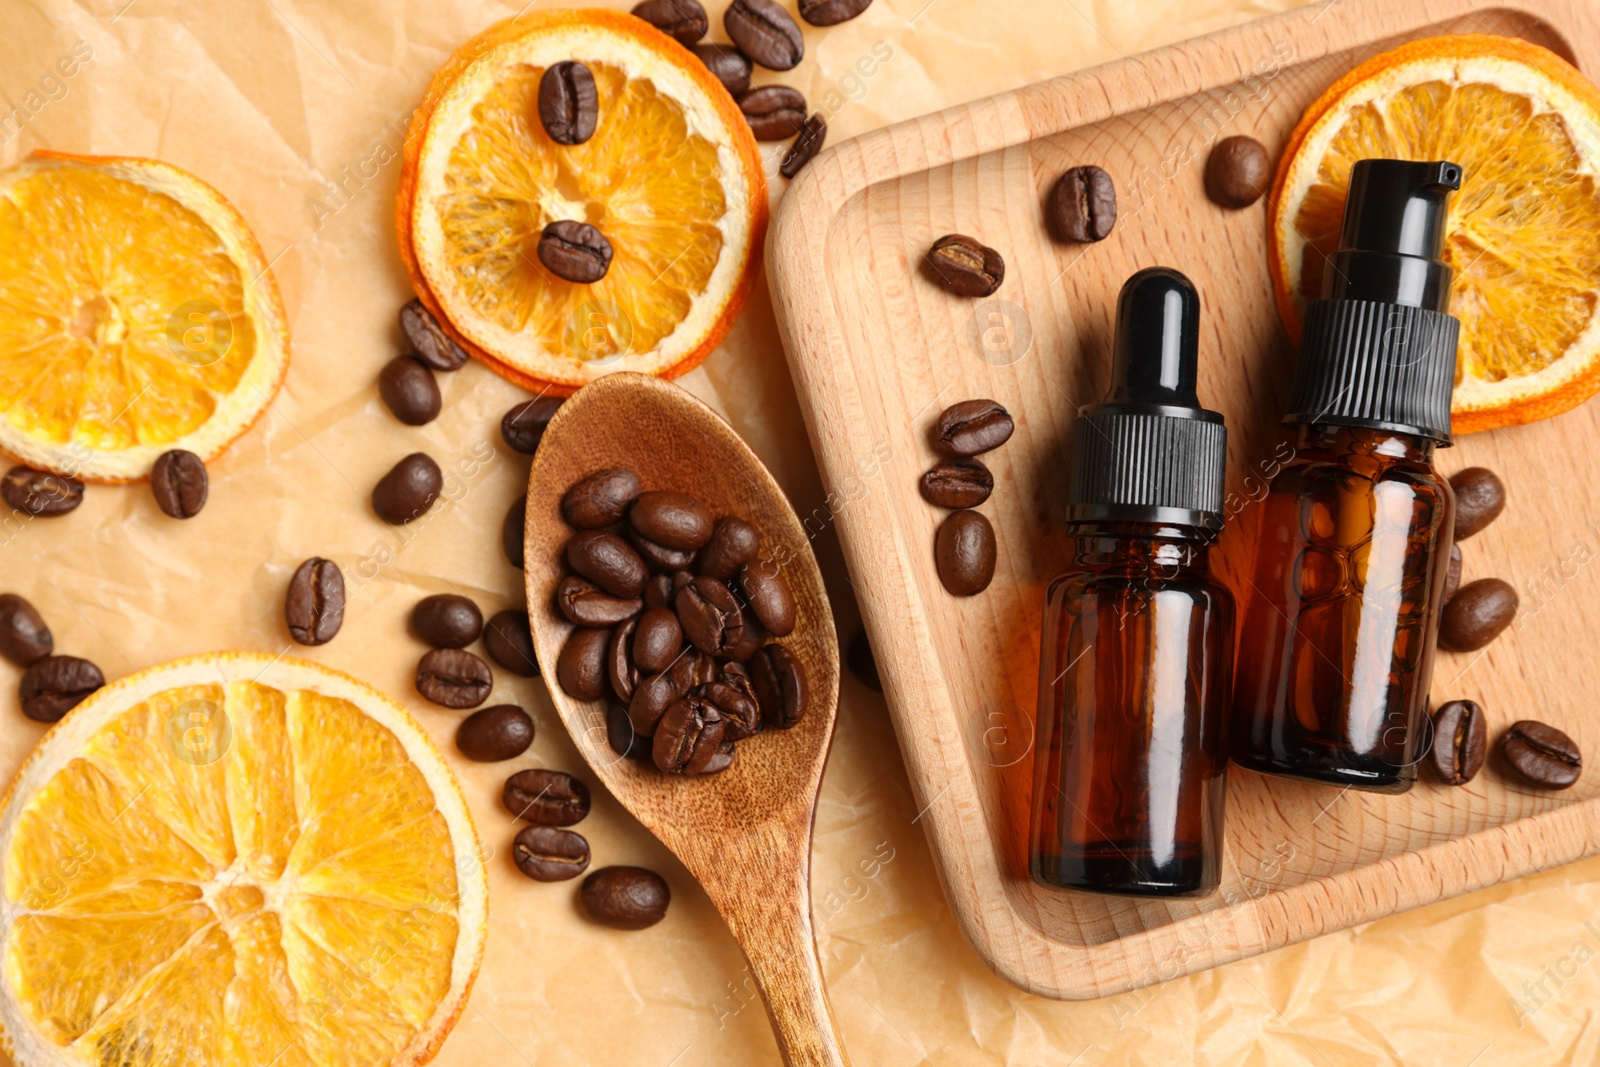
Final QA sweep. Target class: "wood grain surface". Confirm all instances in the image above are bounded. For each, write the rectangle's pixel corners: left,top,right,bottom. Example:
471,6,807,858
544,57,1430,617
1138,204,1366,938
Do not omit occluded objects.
767,0,1600,999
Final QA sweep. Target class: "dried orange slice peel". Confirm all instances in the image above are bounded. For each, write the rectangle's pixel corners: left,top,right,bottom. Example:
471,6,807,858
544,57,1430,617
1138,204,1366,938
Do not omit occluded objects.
0,152,289,481
397,9,767,394
0,653,487,1067
1271,35,1600,434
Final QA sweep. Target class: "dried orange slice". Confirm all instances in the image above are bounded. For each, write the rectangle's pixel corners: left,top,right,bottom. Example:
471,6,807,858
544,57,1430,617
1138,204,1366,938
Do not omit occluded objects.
397,9,767,394
1271,35,1600,434
0,653,487,1067
0,152,289,481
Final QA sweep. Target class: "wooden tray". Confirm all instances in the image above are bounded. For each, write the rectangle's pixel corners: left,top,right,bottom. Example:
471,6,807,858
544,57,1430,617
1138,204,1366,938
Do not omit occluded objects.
767,0,1600,999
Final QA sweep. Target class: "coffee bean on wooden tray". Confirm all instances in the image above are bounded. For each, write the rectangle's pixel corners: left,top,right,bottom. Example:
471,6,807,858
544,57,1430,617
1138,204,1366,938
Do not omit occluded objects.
725,0,804,70
780,113,827,180
692,43,752,97
1502,719,1582,789
751,643,808,730
19,655,104,723
739,560,796,637
0,594,52,667
1438,578,1517,651
557,576,643,628
557,626,611,702
411,593,483,649
920,457,993,508
924,234,1004,297
935,510,997,596
935,399,1014,455
1204,136,1270,209
456,704,534,762
631,0,708,44
513,824,591,881
563,468,643,528
150,450,208,519
415,648,494,709
539,60,599,145
653,694,727,774
567,530,649,598
399,298,469,371
1048,165,1117,243
285,557,344,646
1428,699,1486,785
2,466,83,517
631,490,713,550
581,866,670,929
378,355,440,426
503,768,592,825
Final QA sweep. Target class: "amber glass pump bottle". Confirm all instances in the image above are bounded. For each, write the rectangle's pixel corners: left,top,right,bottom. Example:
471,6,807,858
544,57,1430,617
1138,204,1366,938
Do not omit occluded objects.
1029,268,1234,899
1231,159,1464,793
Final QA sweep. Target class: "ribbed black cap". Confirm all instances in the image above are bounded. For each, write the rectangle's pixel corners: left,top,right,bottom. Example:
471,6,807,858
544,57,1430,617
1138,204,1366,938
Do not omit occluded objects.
1286,159,1463,443
1068,268,1227,531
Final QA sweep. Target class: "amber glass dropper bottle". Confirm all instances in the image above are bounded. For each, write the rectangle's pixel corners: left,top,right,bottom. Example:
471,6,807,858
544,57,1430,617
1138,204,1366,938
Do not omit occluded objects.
1231,159,1464,793
1029,267,1234,899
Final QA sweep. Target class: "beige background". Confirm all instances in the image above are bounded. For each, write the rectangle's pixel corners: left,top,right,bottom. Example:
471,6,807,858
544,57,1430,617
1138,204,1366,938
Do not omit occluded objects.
3,0,1600,1063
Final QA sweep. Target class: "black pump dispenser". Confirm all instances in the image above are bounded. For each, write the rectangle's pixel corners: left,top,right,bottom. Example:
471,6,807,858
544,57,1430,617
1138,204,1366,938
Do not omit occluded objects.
1067,267,1227,531
1285,158,1464,442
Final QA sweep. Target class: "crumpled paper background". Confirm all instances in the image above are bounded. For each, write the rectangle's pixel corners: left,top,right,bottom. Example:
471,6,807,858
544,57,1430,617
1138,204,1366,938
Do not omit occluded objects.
3,0,1600,1063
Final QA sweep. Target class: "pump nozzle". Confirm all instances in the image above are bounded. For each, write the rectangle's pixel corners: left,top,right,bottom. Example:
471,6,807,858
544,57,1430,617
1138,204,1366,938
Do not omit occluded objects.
1106,267,1200,407
1320,158,1462,311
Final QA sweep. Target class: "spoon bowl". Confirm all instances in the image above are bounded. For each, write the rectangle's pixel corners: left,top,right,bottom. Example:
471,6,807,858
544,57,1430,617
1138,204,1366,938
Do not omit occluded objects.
524,372,848,1066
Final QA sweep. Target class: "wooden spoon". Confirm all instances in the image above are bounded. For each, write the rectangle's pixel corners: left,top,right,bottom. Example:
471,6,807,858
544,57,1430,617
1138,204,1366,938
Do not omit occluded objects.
524,372,849,1067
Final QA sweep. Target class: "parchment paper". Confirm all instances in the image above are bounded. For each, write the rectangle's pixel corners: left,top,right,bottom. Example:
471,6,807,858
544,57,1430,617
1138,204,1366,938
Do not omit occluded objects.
3,1,1600,1064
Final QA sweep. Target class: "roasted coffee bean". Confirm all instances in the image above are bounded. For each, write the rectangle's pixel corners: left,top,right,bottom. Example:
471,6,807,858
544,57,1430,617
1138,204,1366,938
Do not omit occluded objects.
513,824,591,881
607,700,649,761
504,768,592,825
504,496,527,569
607,618,640,702
538,220,613,284
378,355,441,426
631,0,708,43
1204,136,1270,209
923,234,1004,298
920,457,993,509
557,626,611,701
935,510,996,596
633,607,683,673
936,399,1013,456
566,530,649,599
630,490,713,550
399,298,469,370
1450,467,1506,541
653,694,727,774
563,468,643,528
644,572,675,610
695,516,761,580
751,643,807,729
780,112,827,179
739,560,796,637
692,43,752,97
580,866,670,929
698,676,761,740
1429,699,1486,785
456,704,535,762
847,629,881,692
1438,578,1517,651
501,396,564,454
538,61,599,145
676,576,745,656
556,575,643,628
695,739,737,776
150,450,208,519
0,594,52,667
1443,543,1462,604
415,649,493,709
1048,164,1117,243
485,609,540,677
725,0,803,70
372,453,442,524
628,529,696,571
411,593,483,648
738,85,806,140
285,558,345,646
723,613,767,663
2,466,83,517
19,655,104,723
628,651,714,736
799,0,871,25
1502,719,1582,789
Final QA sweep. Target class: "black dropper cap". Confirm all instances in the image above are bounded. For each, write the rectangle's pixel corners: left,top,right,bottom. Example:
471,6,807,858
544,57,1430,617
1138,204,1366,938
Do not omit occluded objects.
1285,158,1463,442
1067,268,1227,531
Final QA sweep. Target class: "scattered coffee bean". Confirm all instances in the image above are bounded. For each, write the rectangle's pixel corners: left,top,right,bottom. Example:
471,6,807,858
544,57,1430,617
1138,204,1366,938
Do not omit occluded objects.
935,510,997,596
653,694,727,774
456,704,534,762
19,654,104,723
150,450,208,519
411,594,483,649
1443,543,1462,605
501,396,564,455
780,112,827,179
799,0,871,25
607,700,649,760
924,234,1004,297
738,85,806,140
563,468,643,528
285,558,345,646
608,618,640,702
1438,578,1517,651
1502,719,1582,789
558,627,611,702
567,530,649,598
633,607,683,673
0,594,52,667
699,675,761,740
847,629,881,692
1429,699,1486,785
644,572,675,610
1450,467,1506,541
485,609,540,677
580,866,670,929
2,466,83,517
751,643,807,729
378,355,441,426
504,768,592,825
504,496,527,569
725,0,803,70
631,490,714,550
628,528,696,571
399,298,469,371
514,824,591,881
539,60,599,145
557,575,643,627
692,43,752,97
676,576,746,656
695,516,761,580
739,560,796,637
538,220,613,284
920,456,993,508
1048,164,1117,243
372,453,443,525
631,0,709,43
1204,136,1270,209
935,399,1014,455
415,648,493,709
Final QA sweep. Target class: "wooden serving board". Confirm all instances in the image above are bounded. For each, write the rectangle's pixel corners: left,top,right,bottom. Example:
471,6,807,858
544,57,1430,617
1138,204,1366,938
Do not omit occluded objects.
766,0,1600,999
